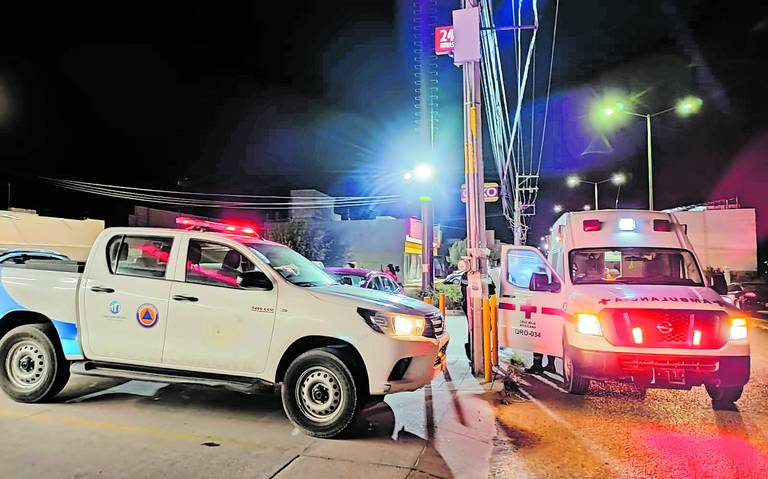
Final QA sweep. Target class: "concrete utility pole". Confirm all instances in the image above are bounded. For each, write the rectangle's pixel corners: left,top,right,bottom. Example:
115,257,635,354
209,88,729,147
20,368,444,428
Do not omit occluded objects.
454,2,488,376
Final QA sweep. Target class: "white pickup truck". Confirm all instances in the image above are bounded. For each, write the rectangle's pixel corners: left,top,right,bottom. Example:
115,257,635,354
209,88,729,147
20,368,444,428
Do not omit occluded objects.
499,210,750,403
0,227,448,438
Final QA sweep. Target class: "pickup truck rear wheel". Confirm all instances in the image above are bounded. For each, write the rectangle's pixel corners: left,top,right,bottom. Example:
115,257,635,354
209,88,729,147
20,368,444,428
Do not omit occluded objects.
281,348,359,438
0,324,70,403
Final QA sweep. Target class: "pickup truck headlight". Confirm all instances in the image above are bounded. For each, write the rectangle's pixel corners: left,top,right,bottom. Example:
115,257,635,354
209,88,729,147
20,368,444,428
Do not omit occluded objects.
729,317,748,340
358,308,426,336
576,313,602,336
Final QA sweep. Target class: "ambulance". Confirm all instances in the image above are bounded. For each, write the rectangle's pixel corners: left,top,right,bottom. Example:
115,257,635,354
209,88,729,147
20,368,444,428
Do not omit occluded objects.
498,209,750,402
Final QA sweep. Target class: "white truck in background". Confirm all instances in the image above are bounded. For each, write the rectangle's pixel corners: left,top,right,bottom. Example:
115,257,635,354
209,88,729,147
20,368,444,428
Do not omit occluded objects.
0,224,448,438
498,210,750,403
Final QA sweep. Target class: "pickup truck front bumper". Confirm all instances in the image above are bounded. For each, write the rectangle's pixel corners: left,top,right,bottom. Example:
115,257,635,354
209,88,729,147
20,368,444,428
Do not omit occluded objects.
569,346,750,389
360,332,450,395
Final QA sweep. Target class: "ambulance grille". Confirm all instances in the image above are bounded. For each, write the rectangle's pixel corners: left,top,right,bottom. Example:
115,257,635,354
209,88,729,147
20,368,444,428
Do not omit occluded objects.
600,309,729,349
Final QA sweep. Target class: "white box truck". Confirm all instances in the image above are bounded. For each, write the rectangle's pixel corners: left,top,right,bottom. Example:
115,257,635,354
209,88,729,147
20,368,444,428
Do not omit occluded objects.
499,210,750,403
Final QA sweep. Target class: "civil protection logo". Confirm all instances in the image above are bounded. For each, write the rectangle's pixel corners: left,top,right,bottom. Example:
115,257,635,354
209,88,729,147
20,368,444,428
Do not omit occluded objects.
109,301,121,315
136,303,159,328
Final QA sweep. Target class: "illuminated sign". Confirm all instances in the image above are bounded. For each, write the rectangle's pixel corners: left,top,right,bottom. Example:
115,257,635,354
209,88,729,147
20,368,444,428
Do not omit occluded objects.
434,26,454,55
460,182,500,203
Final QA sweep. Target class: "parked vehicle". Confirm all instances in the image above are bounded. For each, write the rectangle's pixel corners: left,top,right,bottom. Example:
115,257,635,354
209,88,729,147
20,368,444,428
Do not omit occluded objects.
443,271,462,285
0,249,69,264
499,210,750,403
733,282,768,313
325,267,405,295
0,224,448,438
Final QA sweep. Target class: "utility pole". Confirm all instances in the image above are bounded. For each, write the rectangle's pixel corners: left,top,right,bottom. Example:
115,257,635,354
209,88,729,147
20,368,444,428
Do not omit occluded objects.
646,114,654,211
454,2,488,376
420,196,435,293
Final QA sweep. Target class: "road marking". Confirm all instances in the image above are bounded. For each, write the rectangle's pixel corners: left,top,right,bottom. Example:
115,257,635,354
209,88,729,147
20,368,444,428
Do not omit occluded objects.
516,387,635,478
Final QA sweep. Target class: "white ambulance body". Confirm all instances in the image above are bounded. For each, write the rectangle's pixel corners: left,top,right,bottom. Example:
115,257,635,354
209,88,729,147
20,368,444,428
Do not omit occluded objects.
499,209,750,402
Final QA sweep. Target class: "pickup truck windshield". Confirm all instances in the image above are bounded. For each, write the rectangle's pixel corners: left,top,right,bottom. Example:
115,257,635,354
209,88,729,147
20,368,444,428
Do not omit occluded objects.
569,248,704,286
246,243,336,287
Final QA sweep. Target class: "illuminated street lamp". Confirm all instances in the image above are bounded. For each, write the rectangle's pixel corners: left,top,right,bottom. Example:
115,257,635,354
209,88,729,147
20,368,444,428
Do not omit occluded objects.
583,204,592,211
565,173,626,210
553,204,563,214
403,163,436,293
592,94,703,210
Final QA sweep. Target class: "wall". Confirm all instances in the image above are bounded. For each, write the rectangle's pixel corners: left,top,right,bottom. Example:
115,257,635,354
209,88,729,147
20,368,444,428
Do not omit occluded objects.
0,210,104,261
321,218,408,272
673,208,757,273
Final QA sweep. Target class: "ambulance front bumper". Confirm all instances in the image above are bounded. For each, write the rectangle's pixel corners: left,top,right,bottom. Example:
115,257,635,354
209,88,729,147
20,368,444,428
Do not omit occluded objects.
568,346,750,389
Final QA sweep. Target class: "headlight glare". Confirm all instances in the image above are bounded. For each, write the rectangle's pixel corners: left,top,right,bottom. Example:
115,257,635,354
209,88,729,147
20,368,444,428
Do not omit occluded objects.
576,313,602,336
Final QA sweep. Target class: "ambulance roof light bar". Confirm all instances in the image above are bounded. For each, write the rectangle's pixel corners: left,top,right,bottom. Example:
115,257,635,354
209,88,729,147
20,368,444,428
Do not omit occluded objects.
176,217,260,238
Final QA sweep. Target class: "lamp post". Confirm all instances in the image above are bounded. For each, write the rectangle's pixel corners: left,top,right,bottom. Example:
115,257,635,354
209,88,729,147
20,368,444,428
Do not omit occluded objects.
565,172,626,210
404,163,436,294
597,95,702,211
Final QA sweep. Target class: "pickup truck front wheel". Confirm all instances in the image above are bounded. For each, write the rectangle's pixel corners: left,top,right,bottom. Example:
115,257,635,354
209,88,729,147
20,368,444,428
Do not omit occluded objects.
281,348,359,438
0,324,70,403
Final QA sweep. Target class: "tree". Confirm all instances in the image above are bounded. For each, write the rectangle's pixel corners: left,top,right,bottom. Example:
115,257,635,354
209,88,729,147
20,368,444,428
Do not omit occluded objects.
265,221,347,265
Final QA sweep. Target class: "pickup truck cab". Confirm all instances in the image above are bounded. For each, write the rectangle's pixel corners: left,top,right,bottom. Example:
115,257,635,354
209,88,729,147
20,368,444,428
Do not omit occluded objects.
0,227,448,438
498,210,750,403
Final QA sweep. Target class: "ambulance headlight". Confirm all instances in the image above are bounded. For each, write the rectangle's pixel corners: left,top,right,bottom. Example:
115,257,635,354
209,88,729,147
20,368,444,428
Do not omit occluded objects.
576,313,602,336
357,308,426,337
729,317,748,340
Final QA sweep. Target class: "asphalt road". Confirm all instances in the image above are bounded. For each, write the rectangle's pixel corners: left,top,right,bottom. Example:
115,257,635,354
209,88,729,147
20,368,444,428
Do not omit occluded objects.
0,316,498,479
491,317,768,479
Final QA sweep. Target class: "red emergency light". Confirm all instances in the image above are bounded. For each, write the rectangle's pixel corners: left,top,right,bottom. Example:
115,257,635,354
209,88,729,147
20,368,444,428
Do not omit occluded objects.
582,219,602,232
653,219,672,232
175,217,260,238
744,291,757,298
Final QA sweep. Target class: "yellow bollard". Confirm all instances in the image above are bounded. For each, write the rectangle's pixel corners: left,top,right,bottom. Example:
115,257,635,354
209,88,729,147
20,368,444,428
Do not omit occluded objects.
482,297,492,382
490,294,498,366
438,292,446,317
423,296,433,305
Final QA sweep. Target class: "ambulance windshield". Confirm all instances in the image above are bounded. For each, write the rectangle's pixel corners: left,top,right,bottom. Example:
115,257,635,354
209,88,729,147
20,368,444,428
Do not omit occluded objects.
569,248,704,286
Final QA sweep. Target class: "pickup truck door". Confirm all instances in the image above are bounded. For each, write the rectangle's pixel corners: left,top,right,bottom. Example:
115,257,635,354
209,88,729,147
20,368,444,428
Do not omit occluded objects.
83,235,176,364
498,245,566,357
162,239,277,375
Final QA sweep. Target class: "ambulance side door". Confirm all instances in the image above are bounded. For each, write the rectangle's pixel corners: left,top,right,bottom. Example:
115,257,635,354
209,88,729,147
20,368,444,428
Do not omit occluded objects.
498,245,565,357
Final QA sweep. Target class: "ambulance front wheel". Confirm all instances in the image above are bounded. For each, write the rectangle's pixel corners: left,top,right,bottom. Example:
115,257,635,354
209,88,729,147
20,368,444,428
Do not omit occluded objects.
705,384,743,404
563,346,590,395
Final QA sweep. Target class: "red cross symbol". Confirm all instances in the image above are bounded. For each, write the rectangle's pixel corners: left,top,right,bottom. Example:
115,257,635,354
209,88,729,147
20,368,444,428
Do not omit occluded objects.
519,304,537,319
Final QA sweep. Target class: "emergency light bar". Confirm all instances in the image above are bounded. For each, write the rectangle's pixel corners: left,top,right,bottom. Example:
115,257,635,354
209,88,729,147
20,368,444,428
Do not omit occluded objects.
176,217,260,238
582,219,602,232
618,218,636,231
653,219,672,232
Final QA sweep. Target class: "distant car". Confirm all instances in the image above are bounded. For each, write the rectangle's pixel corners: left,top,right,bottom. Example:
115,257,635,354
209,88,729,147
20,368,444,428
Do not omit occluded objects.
443,271,462,284
326,267,405,295
0,249,70,265
734,282,768,313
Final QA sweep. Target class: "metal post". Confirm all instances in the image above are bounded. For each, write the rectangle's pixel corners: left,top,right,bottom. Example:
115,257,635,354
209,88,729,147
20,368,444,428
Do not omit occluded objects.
646,114,654,211
421,197,434,293
594,183,599,211
459,1,488,377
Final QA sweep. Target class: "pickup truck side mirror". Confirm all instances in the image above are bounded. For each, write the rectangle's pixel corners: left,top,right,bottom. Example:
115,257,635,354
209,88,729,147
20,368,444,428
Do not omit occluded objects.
529,272,561,293
240,271,273,290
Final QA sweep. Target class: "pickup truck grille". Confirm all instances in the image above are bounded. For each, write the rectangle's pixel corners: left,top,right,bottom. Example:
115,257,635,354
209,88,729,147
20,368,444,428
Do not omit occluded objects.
599,309,728,349
423,312,445,338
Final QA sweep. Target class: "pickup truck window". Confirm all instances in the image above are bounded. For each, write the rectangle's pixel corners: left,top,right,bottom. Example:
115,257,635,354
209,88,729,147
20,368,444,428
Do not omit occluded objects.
245,242,336,287
107,235,173,279
186,240,257,288
569,248,704,286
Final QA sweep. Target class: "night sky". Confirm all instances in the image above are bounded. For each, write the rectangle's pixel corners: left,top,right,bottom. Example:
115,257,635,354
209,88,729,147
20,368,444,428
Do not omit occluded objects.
1,1,767,263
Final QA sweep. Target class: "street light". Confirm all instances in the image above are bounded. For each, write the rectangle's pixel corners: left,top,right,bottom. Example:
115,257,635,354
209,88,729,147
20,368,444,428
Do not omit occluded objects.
565,172,626,210
553,204,563,214
412,163,434,182
583,204,592,211
593,94,703,210
403,163,435,294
